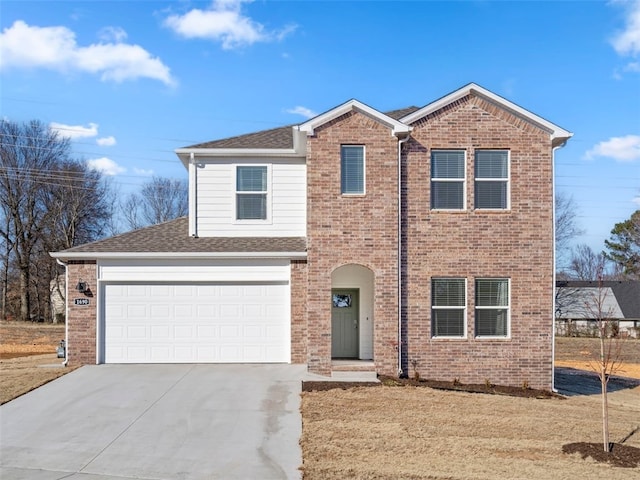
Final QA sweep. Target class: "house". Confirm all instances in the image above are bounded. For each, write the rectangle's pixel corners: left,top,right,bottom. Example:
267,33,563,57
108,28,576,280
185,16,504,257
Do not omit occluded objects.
51,83,572,389
556,280,640,338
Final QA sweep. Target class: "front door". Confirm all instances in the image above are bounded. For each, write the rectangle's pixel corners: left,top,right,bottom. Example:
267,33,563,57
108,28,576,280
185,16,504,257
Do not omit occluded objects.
331,289,359,358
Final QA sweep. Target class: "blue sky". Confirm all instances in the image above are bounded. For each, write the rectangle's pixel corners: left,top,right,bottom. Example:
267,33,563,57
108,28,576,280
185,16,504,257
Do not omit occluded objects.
1,0,639,254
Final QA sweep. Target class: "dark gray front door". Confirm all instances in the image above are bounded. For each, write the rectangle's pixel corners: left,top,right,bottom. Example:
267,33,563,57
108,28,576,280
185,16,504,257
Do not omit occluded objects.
331,289,359,358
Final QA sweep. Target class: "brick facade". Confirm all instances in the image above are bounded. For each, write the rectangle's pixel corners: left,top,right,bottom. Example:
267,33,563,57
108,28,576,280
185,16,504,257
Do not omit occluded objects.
290,259,308,363
402,94,554,389
306,111,400,376
66,260,98,366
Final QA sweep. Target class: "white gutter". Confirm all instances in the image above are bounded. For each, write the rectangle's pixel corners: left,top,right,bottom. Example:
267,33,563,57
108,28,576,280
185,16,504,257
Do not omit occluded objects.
397,134,410,376
51,251,307,261
55,258,69,367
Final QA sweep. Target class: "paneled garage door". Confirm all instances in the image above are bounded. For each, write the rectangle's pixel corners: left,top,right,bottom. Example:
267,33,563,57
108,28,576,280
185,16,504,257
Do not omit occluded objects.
103,283,289,363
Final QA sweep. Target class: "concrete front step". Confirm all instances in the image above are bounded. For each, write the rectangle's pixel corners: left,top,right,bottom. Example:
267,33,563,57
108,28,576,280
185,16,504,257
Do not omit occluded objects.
330,370,378,381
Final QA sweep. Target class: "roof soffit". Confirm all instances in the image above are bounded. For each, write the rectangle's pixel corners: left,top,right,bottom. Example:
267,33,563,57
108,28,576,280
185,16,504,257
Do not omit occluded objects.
400,83,573,147
299,99,412,137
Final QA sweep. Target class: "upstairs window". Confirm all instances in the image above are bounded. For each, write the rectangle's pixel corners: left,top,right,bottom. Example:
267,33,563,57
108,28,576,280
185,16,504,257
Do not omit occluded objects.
475,150,509,209
431,150,465,210
475,279,510,337
432,278,466,337
341,145,365,194
236,166,268,220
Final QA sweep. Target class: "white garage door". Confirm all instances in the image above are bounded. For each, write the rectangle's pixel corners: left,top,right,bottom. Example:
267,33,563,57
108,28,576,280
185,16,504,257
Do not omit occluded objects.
103,283,289,363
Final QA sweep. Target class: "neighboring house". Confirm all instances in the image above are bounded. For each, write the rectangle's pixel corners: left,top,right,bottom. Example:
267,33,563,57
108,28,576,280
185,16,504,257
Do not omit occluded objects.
51,83,572,389
49,274,65,323
556,281,640,338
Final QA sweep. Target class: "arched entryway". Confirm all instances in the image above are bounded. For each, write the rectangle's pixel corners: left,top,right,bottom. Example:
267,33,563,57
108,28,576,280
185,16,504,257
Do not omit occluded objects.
331,264,374,360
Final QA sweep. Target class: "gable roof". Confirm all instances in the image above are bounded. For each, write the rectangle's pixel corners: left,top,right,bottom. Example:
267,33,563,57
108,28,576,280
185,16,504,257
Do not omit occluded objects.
51,217,307,260
401,83,573,148
298,99,412,137
556,281,640,320
186,124,294,150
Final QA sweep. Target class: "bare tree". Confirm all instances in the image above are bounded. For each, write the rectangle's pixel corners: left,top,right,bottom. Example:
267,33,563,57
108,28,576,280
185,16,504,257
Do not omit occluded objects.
122,176,187,230
555,192,584,269
580,274,626,453
0,119,113,322
566,244,611,280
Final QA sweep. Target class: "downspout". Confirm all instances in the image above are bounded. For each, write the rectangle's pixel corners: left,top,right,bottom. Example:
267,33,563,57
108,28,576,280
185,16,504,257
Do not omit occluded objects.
551,141,568,392
189,152,198,237
397,133,410,377
56,258,69,367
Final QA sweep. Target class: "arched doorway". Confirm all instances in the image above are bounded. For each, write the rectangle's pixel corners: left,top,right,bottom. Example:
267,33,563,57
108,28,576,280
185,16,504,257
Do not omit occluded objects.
331,264,374,360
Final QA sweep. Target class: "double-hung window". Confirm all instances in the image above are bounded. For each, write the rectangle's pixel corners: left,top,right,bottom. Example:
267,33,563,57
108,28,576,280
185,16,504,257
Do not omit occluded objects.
475,279,510,337
431,278,466,337
341,145,365,195
236,166,268,220
475,150,509,209
431,150,465,210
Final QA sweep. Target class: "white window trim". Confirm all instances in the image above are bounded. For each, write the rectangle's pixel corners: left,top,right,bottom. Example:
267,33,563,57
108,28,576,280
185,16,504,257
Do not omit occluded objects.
431,277,467,339
474,150,511,211
341,144,366,196
430,149,467,211
233,164,273,224
474,278,511,339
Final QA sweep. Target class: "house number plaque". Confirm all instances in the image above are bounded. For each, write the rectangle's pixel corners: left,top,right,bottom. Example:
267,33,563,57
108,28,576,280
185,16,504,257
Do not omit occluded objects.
74,298,90,306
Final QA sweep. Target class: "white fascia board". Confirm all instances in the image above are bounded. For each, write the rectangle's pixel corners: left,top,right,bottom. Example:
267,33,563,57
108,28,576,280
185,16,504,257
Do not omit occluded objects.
401,83,573,144
299,99,412,137
176,148,305,167
51,251,307,260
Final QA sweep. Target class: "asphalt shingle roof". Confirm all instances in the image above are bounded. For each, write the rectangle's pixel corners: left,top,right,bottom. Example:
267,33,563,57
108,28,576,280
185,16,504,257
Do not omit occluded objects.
55,217,306,256
184,107,421,150
556,280,640,319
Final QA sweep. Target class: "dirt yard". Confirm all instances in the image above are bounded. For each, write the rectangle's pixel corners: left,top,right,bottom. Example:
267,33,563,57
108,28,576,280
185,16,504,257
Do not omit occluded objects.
301,338,640,479
555,336,640,379
0,320,71,405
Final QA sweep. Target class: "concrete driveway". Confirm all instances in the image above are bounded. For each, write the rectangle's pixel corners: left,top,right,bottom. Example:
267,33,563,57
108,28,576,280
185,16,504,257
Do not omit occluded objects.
0,364,306,480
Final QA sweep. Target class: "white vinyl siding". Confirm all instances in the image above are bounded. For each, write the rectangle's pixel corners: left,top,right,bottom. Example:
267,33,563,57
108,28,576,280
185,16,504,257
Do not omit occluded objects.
475,278,510,337
474,150,509,209
431,150,465,210
431,278,466,338
195,159,306,237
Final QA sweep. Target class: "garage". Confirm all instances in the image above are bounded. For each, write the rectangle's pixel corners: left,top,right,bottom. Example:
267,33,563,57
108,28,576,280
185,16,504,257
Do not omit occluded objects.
103,282,290,363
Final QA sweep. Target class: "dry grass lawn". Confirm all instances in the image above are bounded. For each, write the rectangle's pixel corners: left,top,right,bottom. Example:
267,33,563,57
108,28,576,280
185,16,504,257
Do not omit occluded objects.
301,338,640,480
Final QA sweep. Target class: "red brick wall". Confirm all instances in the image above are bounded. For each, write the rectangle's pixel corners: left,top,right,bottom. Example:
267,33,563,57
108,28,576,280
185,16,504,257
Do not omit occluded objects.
306,111,400,376
402,94,554,389
290,259,308,363
66,261,98,365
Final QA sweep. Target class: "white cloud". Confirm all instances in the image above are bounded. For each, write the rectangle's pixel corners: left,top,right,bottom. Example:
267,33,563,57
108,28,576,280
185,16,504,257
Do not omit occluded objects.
86,157,126,176
50,122,98,140
164,0,296,49
611,0,640,56
98,26,127,43
286,106,317,119
0,20,175,86
133,167,154,176
585,134,640,162
633,195,640,206
96,136,116,146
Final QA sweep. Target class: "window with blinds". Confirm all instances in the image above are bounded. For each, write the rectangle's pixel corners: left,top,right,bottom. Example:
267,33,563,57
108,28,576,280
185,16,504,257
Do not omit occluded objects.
341,145,365,194
236,166,268,220
475,278,510,337
475,150,509,209
431,278,466,337
431,150,465,210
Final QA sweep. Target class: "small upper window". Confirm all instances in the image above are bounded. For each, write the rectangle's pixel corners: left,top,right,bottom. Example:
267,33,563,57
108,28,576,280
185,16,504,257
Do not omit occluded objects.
341,145,365,195
475,278,510,337
236,166,267,220
475,150,509,209
431,150,465,210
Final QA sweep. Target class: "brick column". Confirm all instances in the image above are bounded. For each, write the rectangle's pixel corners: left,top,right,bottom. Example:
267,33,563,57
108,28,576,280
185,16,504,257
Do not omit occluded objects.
66,260,98,365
